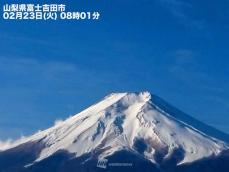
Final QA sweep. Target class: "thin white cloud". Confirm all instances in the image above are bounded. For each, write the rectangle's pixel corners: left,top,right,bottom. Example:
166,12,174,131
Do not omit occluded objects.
170,49,209,87
54,119,64,126
159,0,192,18
0,139,14,151
0,135,28,151
157,0,205,29
170,49,229,95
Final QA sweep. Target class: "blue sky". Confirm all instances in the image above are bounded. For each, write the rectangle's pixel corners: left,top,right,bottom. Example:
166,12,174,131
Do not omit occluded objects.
0,0,228,140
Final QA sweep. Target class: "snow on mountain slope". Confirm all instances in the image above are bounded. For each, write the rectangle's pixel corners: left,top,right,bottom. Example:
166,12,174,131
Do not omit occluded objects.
3,92,228,166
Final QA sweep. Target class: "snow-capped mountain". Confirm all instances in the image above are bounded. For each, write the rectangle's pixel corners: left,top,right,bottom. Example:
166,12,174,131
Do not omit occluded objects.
0,92,228,172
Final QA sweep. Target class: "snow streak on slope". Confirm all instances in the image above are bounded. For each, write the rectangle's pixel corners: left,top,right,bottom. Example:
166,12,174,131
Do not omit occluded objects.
2,92,228,166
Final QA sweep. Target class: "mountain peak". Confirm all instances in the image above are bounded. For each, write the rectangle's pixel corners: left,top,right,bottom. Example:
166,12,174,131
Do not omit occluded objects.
104,91,151,104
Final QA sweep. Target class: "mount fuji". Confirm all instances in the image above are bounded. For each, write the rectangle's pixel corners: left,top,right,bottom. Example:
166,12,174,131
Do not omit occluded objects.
0,92,228,172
